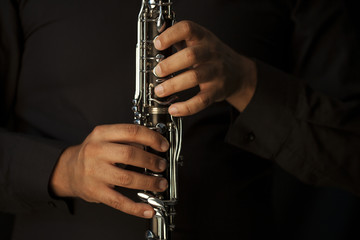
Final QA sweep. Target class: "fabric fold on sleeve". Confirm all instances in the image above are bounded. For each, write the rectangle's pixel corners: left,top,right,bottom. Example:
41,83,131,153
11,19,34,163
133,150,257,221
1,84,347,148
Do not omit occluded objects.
226,60,301,159
226,60,360,196
0,129,72,213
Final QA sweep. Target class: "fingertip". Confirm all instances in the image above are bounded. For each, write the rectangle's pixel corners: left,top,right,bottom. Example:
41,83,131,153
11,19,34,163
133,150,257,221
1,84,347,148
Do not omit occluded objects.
169,105,180,116
161,140,169,152
158,159,167,172
153,65,160,77
154,36,162,50
153,64,164,78
155,84,164,97
143,209,155,219
159,179,168,191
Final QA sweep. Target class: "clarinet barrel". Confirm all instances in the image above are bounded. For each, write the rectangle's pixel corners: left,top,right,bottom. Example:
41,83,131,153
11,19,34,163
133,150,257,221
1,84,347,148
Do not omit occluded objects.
133,1,182,239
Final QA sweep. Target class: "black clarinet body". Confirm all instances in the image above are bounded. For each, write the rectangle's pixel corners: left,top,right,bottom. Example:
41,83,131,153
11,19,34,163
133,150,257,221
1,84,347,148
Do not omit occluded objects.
132,1,182,239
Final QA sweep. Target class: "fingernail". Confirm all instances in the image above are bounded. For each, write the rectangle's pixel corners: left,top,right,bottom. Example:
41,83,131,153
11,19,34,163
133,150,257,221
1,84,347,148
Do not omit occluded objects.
153,65,161,77
158,159,167,171
154,36,161,49
169,106,179,116
155,85,164,96
159,179,168,190
144,210,153,218
161,140,169,151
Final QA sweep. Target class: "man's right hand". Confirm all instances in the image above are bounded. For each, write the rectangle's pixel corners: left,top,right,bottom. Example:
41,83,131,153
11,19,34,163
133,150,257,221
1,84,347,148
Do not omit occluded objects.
50,124,169,219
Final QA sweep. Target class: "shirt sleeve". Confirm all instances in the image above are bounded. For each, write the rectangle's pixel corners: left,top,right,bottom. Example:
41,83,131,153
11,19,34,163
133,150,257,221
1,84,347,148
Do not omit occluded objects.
0,130,71,213
0,0,70,213
226,60,360,195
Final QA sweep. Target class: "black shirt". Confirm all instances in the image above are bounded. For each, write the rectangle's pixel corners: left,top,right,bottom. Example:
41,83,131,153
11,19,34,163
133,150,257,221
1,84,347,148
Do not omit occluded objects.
1,0,360,239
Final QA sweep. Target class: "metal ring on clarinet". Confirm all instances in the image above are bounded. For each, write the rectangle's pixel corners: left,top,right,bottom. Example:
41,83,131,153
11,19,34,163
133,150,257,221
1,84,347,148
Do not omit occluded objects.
133,1,182,239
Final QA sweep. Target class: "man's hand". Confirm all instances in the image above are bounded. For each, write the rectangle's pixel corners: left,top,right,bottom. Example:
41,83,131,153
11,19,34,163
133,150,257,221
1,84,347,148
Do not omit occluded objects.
50,124,169,219
153,21,257,115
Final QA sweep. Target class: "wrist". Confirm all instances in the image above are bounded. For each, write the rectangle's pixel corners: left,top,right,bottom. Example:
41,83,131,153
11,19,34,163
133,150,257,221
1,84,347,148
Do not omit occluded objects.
50,146,78,197
226,57,257,112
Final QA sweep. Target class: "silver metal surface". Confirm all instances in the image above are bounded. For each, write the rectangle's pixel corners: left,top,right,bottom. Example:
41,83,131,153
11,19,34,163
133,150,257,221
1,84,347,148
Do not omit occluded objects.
155,54,165,62
138,192,153,201
146,230,156,240
133,1,182,239
148,107,169,115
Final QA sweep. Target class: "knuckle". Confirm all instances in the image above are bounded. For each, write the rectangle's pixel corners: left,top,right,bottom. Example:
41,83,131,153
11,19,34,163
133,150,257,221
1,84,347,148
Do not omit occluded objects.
158,61,168,75
91,125,104,138
82,141,100,159
191,69,200,83
119,146,135,161
80,144,99,176
218,79,226,91
118,172,133,186
149,131,162,147
125,124,140,138
198,94,211,107
81,142,92,157
133,206,143,217
184,103,193,115
147,155,158,170
126,202,142,216
109,198,125,211
181,20,195,35
144,176,157,190
185,48,197,63
83,186,98,201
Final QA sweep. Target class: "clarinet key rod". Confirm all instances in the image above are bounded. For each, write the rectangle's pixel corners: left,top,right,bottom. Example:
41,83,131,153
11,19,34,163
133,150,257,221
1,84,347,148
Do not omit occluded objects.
133,1,182,239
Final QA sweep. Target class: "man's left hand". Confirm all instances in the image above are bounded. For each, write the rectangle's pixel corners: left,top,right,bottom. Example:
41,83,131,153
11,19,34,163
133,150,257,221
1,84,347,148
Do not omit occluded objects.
153,20,257,116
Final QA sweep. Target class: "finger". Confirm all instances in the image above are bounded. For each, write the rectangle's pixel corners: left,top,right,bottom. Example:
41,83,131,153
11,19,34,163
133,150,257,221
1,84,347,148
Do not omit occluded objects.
168,90,216,116
155,70,199,97
103,143,167,172
100,187,155,219
104,166,168,192
128,143,144,150
155,64,215,97
89,124,169,152
153,45,210,78
154,20,205,50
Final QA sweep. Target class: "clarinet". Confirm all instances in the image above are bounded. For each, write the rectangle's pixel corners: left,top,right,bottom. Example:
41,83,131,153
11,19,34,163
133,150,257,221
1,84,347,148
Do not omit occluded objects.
132,1,182,239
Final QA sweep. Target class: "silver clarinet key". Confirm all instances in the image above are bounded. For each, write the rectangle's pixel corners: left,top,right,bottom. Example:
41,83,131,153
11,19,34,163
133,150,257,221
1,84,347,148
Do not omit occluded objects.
134,1,182,239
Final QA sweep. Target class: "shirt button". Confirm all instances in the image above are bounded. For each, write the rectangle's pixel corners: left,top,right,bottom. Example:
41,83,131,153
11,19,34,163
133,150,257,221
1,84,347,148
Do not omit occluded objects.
248,132,256,142
48,201,56,208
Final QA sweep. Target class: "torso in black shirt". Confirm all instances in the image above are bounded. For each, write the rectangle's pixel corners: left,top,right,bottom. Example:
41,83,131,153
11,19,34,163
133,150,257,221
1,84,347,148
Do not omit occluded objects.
2,0,360,240
10,1,282,239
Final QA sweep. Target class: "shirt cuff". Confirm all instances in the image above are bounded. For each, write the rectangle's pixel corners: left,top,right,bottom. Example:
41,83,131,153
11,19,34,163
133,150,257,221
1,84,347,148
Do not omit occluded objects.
225,60,303,160
1,131,72,213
